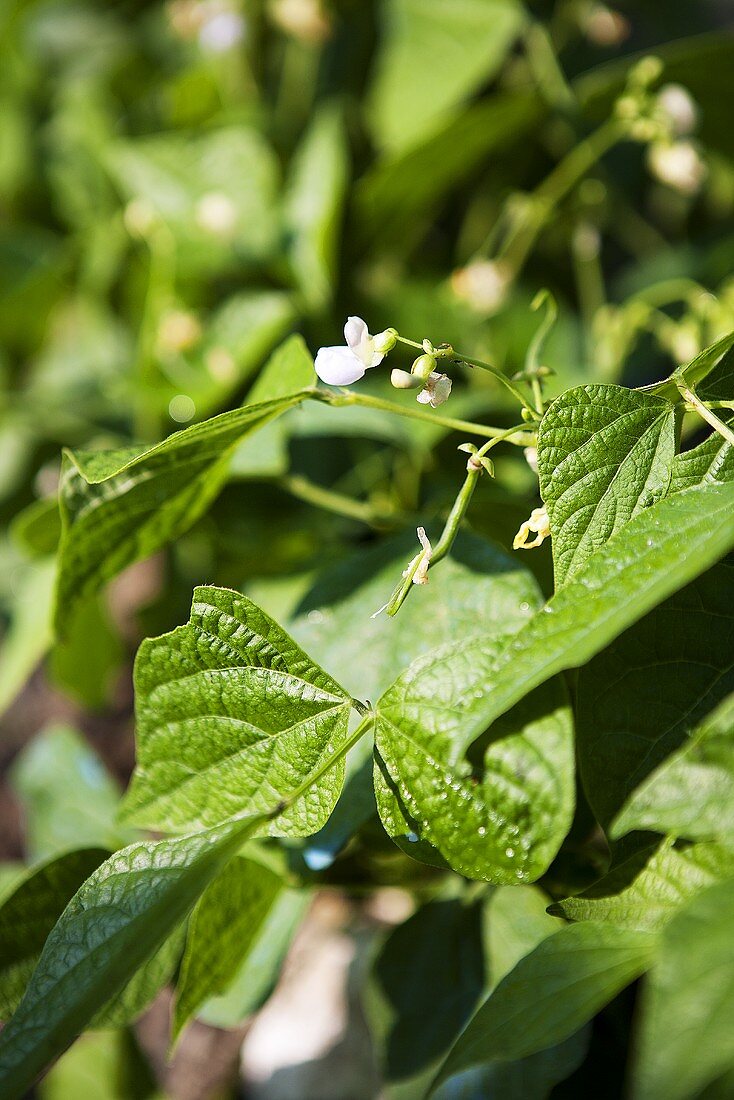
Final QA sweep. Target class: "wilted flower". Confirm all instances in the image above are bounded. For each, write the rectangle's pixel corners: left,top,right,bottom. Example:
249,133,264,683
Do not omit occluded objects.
416,372,452,408
403,527,432,585
648,141,706,196
315,317,387,386
513,505,550,550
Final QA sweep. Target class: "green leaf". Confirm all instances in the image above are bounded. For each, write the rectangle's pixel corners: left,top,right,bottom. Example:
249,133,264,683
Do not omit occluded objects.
430,887,589,1100
291,532,539,867
632,877,734,1100
432,923,656,1094
10,496,61,558
645,328,734,400
184,290,297,418
369,898,485,1083
54,390,309,631
577,561,734,829
537,384,677,585
0,848,109,1021
432,1033,589,1100
50,594,123,710
367,0,525,152
354,91,541,251
230,334,316,479
106,128,280,275
374,672,574,883
0,558,55,717
417,482,734,764
293,532,539,705
283,103,349,311
10,724,132,861
173,856,283,1039
374,483,734,880
482,885,564,988
0,817,258,1100
551,839,734,932
122,586,353,835
612,692,734,842
197,886,310,1029
39,1029,159,1100
669,424,734,493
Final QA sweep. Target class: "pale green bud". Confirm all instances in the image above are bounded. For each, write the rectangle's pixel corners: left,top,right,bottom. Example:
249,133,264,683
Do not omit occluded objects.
411,353,437,382
391,368,421,390
373,327,398,354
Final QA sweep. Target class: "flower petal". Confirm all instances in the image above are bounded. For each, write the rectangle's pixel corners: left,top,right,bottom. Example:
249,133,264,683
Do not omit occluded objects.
344,316,368,350
314,346,366,386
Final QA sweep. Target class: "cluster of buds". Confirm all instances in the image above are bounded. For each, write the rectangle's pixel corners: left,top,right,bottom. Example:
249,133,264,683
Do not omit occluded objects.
390,346,453,409
614,57,706,197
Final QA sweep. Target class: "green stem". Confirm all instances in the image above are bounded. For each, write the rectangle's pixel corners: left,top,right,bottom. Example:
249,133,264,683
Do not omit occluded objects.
279,474,399,528
523,21,575,111
273,712,375,815
452,354,539,414
499,118,626,280
386,464,481,617
397,336,536,414
310,388,520,441
676,381,734,447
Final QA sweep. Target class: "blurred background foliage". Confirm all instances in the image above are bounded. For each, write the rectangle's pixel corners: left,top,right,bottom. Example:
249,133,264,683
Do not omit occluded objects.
1,0,734,1095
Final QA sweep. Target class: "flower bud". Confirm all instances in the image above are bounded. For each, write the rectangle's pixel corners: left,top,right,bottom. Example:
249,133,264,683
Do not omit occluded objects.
373,327,398,354
657,83,698,137
648,141,706,196
630,56,663,89
390,368,421,390
411,353,437,382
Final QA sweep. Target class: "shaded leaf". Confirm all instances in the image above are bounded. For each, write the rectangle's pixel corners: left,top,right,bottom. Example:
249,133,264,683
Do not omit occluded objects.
370,898,485,1082
432,923,655,1094
613,692,734,842
0,817,259,1100
632,877,734,1100
367,0,525,152
577,561,734,829
551,839,734,933
11,724,132,861
173,856,283,1038
0,848,109,1021
197,886,310,1029
55,389,310,630
0,559,55,717
283,103,349,311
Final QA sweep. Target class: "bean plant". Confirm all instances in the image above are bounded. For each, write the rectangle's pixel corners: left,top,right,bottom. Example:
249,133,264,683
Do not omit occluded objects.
1,2,734,1098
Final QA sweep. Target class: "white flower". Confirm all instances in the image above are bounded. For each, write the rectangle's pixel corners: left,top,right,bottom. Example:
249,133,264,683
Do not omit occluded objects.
451,260,508,315
195,191,238,236
199,7,246,51
648,141,706,196
513,505,550,550
416,372,452,408
657,84,698,137
314,316,385,386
